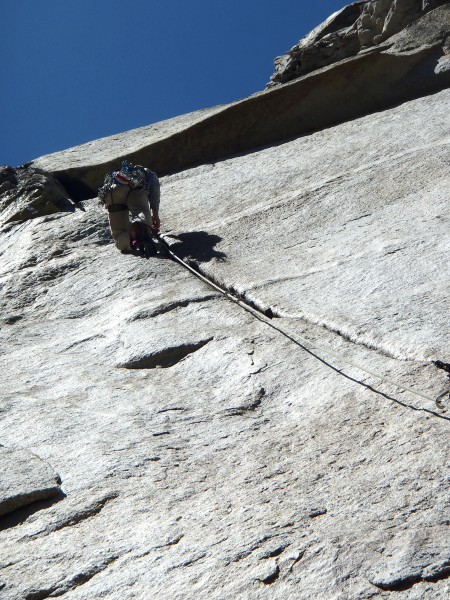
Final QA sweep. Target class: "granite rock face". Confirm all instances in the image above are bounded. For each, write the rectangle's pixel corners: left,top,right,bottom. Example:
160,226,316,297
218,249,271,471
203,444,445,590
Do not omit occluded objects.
357,0,422,48
0,85,449,598
1,2,450,598
0,446,61,517
269,1,366,86
0,165,73,226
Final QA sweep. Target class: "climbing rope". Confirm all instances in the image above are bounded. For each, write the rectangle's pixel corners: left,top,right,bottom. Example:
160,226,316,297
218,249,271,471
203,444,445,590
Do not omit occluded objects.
155,233,449,412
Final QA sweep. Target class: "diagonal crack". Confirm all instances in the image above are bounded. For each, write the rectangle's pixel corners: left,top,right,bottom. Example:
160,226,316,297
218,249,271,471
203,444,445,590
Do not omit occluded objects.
24,554,122,599
25,493,118,540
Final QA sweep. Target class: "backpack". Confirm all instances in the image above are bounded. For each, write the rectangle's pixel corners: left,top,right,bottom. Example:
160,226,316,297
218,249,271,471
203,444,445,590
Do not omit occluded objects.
120,160,148,190
98,160,150,205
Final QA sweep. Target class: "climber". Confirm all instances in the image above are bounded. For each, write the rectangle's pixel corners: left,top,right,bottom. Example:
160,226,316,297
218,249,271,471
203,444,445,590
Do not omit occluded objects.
98,160,160,256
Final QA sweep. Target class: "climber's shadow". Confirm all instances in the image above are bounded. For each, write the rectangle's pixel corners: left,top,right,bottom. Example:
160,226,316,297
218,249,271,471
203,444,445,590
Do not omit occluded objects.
166,231,226,262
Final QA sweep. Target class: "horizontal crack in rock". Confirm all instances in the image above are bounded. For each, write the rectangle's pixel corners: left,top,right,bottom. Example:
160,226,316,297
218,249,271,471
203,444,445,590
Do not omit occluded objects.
261,545,289,559
370,574,422,592
155,534,184,549
168,553,207,571
120,338,213,369
0,491,66,532
370,561,450,592
232,534,281,563
129,294,218,320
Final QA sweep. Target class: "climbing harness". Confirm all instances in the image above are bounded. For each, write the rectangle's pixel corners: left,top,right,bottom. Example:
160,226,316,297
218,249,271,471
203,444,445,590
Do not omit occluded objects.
155,233,448,413
107,203,128,213
104,185,132,213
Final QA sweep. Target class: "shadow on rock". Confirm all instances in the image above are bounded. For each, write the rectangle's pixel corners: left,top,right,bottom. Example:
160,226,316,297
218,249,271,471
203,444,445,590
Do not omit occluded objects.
0,489,66,532
168,231,226,262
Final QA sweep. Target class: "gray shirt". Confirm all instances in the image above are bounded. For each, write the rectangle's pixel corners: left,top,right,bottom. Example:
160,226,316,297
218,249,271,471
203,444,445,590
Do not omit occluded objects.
143,168,160,212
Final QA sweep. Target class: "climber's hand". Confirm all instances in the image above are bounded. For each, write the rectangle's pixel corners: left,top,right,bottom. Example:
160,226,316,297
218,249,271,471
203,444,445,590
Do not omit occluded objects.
151,212,160,233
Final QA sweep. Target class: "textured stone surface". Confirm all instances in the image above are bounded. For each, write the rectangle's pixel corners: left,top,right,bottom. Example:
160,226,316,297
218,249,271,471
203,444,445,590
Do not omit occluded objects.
163,89,450,362
269,1,365,86
385,3,450,52
357,0,423,49
0,165,73,226
269,0,450,86
0,446,61,517
0,83,449,599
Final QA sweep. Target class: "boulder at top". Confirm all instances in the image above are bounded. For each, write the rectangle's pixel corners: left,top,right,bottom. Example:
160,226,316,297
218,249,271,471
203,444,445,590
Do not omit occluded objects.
269,0,450,85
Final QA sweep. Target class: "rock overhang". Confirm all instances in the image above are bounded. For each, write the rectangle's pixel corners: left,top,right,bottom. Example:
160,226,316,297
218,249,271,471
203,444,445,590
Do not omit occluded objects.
29,4,450,200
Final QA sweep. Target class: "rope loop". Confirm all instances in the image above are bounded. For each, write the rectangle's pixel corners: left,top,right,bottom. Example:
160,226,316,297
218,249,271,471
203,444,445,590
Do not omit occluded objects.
435,389,450,411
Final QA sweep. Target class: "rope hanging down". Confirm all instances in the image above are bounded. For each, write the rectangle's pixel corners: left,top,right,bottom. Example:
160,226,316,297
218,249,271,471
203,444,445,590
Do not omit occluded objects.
155,233,449,412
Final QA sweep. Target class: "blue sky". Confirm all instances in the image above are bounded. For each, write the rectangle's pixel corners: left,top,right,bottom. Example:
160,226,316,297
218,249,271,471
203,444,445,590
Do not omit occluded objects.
2,1,348,167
